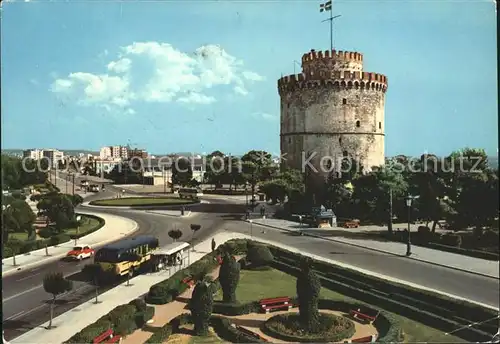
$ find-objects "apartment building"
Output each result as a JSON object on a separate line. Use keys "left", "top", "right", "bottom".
{"left": 100, "top": 145, "right": 129, "bottom": 160}
{"left": 42, "top": 149, "right": 65, "bottom": 168}
{"left": 23, "top": 149, "right": 44, "bottom": 160}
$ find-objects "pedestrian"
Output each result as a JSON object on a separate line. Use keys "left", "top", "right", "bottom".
{"left": 211, "top": 238, "right": 216, "bottom": 252}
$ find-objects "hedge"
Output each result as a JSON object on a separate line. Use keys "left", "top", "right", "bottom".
{"left": 3, "top": 214, "right": 105, "bottom": 259}
{"left": 145, "top": 240, "right": 250, "bottom": 304}
{"left": 144, "top": 313, "right": 192, "bottom": 344}
{"left": 270, "top": 252, "right": 495, "bottom": 342}
{"left": 64, "top": 298, "right": 154, "bottom": 343}
{"left": 210, "top": 316, "right": 264, "bottom": 343}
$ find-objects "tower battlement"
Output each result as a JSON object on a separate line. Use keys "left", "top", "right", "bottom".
{"left": 278, "top": 70, "right": 387, "bottom": 94}
{"left": 301, "top": 49, "right": 363, "bottom": 63}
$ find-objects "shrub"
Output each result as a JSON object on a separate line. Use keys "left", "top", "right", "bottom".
{"left": 19, "top": 240, "right": 38, "bottom": 254}
{"left": 38, "top": 227, "right": 57, "bottom": 239}
{"left": 212, "top": 301, "right": 260, "bottom": 315}
{"left": 190, "top": 282, "right": 214, "bottom": 335}
{"left": 440, "top": 233, "right": 462, "bottom": 247}
{"left": 296, "top": 258, "right": 321, "bottom": 332}
{"left": 169, "top": 313, "right": 192, "bottom": 332}
{"left": 49, "top": 233, "right": 71, "bottom": 246}
{"left": 210, "top": 316, "right": 262, "bottom": 343}
{"left": 263, "top": 313, "right": 355, "bottom": 342}
{"left": 480, "top": 230, "right": 499, "bottom": 248}
{"left": 129, "top": 298, "right": 148, "bottom": 312}
{"left": 134, "top": 306, "right": 155, "bottom": 328}
{"left": 246, "top": 244, "right": 274, "bottom": 268}
{"left": 3, "top": 246, "right": 13, "bottom": 258}
{"left": 64, "top": 319, "right": 113, "bottom": 344}
{"left": 219, "top": 252, "right": 240, "bottom": 303}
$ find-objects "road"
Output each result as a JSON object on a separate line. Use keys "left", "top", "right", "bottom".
{"left": 2, "top": 188, "right": 243, "bottom": 341}
{"left": 3, "top": 177, "right": 499, "bottom": 341}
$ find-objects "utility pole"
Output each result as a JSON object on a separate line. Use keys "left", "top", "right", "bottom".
{"left": 388, "top": 188, "right": 393, "bottom": 233}
{"left": 72, "top": 174, "right": 75, "bottom": 195}
{"left": 320, "top": 0, "right": 341, "bottom": 52}
{"left": 163, "top": 168, "right": 166, "bottom": 194}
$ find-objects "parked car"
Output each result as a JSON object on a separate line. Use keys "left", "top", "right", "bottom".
{"left": 66, "top": 245, "right": 95, "bottom": 260}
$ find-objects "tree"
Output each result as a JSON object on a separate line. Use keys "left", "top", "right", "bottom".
{"left": 218, "top": 251, "right": 240, "bottom": 303}
{"left": 296, "top": 258, "right": 321, "bottom": 333}
{"left": 204, "top": 151, "right": 225, "bottom": 189}
{"left": 2, "top": 199, "right": 36, "bottom": 240}
{"left": 69, "top": 194, "right": 84, "bottom": 207}
{"left": 37, "top": 193, "right": 76, "bottom": 230}
{"left": 1, "top": 155, "right": 47, "bottom": 189}
{"left": 241, "top": 150, "right": 277, "bottom": 196}
{"left": 189, "top": 281, "right": 214, "bottom": 336}
{"left": 43, "top": 272, "right": 73, "bottom": 329}
{"left": 82, "top": 263, "right": 102, "bottom": 303}
{"left": 168, "top": 229, "right": 183, "bottom": 242}
{"left": 190, "top": 224, "right": 201, "bottom": 248}
{"left": 172, "top": 157, "right": 193, "bottom": 187}
{"left": 260, "top": 169, "right": 304, "bottom": 204}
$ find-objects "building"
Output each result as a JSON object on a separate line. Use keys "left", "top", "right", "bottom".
{"left": 99, "top": 147, "right": 112, "bottom": 160}
{"left": 128, "top": 148, "right": 148, "bottom": 160}
{"left": 23, "top": 149, "right": 44, "bottom": 160}
{"left": 42, "top": 149, "right": 64, "bottom": 168}
{"left": 278, "top": 48, "right": 388, "bottom": 183}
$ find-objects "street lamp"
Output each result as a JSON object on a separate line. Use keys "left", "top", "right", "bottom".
{"left": 248, "top": 219, "right": 253, "bottom": 238}
{"left": 405, "top": 195, "right": 419, "bottom": 256}
{"left": 75, "top": 215, "right": 82, "bottom": 245}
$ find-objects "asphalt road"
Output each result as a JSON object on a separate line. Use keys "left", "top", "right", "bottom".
{"left": 2, "top": 189, "right": 242, "bottom": 341}
{"left": 4, "top": 179, "right": 499, "bottom": 340}
{"left": 224, "top": 219, "right": 500, "bottom": 308}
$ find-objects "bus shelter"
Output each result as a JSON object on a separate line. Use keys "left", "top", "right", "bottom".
{"left": 151, "top": 241, "right": 191, "bottom": 275}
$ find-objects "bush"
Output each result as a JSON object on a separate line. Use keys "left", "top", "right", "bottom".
{"left": 135, "top": 306, "right": 155, "bottom": 328}
{"left": 129, "top": 298, "right": 148, "bottom": 312}
{"left": 480, "top": 230, "right": 499, "bottom": 248}
{"left": 49, "top": 233, "right": 71, "bottom": 246}
{"left": 263, "top": 313, "right": 355, "bottom": 342}
{"left": 440, "top": 233, "right": 462, "bottom": 247}
{"left": 246, "top": 244, "right": 274, "bottom": 268}
{"left": 169, "top": 313, "right": 192, "bottom": 332}
{"left": 210, "top": 316, "right": 263, "bottom": 343}
{"left": 38, "top": 227, "right": 57, "bottom": 239}
{"left": 3, "top": 246, "right": 13, "bottom": 258}
{"left": 19, "top": 240, "right": 38, "bottom": 254}
{"left": 65, "top": 319, "right": 113, "bottom": 344}
{"left": 212, "top": 301, "right": 260, "bottom": 315}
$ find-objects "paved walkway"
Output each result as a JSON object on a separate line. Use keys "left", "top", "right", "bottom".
{"left": 10, "top": 232, "right": 245, "bottom": 344}
{"left": 250, "top": 218, "right": 500, "bottom": 279}
{"left": 10, "top": 230, "right": 499, "bottom": 344}
{"left": 2, "top": 211, "right": 138, "bottom": 277}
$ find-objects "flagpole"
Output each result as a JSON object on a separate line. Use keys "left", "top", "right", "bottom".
{"left": 329, "top": 9, "right": 333, "bottom": 51}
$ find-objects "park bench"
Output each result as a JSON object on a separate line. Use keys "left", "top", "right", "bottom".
{"left": 93, "top": 329, "right": 122, "bottom": 344}
{"left": 236, "top": 325, "right": 268, "bottom": 341}
{"left": 349, "top": 308, "right": 380, "bottom": 324}
{"left": 343, "top": 334, "right": 377, "bottom": 343}
{"left": 259, "top": 296, "right": 292, "bottom": 313}
{"left": 182, "top": 276, "right": 195, "bottom": 287}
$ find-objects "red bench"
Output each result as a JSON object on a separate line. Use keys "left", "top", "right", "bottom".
{"left": 349, "top": 308, "right": 380, "bottom": 324}
{"left": 182, "top": 277, "right": 195, "bottom": 287}
{"left": 236, "top": 325, "right": 268, "bottom": 341}
{"left": 93, "top": 329, "right": 122, "bottom": 344}
{"left": 259, "top": 296, "right": 292, "bottom": 314}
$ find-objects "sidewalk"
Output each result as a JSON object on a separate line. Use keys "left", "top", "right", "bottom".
{"left": 249, "top": 218, "right": 500, "bottom": 279}
{"left": 10, "top": 232, "right": 246, "bottom": 344}
{"left": 2, "top": 211, "right": 139, "bottom": 277}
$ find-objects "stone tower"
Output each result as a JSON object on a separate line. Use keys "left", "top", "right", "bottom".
{"left": 278, "top": 49, "right": 388, "bottom": 184}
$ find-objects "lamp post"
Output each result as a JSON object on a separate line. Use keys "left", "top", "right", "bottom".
{"left": 248, "top": 219, "right": 253, "bottom": 238}
{"left": 405, "top": 195, "right": 419, "bottom": 256}
{"left": 75, "top": 215, "right": 82, "bottom": 245}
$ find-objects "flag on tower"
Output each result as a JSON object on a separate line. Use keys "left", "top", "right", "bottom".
{"left": 320, "top": 0, "right": 332, "bottom": 12}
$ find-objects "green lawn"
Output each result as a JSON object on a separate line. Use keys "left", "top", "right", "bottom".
{"left": 64, "top": 216, "right": 103, "bottom": 236}
{"left": 215, "top": 268, "right": 466, "bottom": 343}
{"left": 90, "top": 197, "right": 197, "bottom": 207}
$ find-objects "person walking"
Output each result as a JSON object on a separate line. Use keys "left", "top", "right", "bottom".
{"left": 211, "top": 238, "right": 216, "bottom": 252}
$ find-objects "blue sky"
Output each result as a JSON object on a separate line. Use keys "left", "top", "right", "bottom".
{"left": 1, "top": 0, "right": 497, "bottom": 157}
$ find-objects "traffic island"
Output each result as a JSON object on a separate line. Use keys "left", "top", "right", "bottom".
{"left": 88, "top": 197, "right": 199, "bottom": 207}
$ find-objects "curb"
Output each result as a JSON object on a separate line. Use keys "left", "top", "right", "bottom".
{"left": 144, "top": 210, "right": 193, "bottom": 218}
{"left": 249, "top": 220, "right": 500, "bottom": 281}
{"left": 2, "top": 216, "right": 139, "bottom": 278}
{"left": 82, "top": 199, "right": 209, "bottom": 210}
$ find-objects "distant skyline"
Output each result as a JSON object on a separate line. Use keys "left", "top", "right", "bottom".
{"left": 1, "top": 1, "right": 497, "bottom": 157}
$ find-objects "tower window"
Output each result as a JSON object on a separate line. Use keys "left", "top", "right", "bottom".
{"left": 379, "top": 122, "right": 382, "bottom": 129}
{"left": 356, "top": 120, "right": 360, "bottom": 128}
{"left": 342, "top": 98, "right": 347, "bottom": 105}
{"left": 343, "top": 150, "right": 348, "bottom": 157}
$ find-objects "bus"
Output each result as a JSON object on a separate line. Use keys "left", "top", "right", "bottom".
{"left": 151, "top": 241, "right": 190, "bottom": 272}
{"left": 94, "top": 235, "right": 159, "bottom": 277}
{"left": 178, "top": 187, "right": 203, "bottom": 200}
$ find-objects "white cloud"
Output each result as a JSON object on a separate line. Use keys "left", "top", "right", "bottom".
{"left": 177, "top": 92, "right": 216, "bottom": 105}
{"left": 50, "top": 41, "right": 263, "bottom": 113}
{"left": 252, "top": 112, "right": 278, "bottom": 121}
{"left": 107, "top": 58, "right": 131, "bottom": 73}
